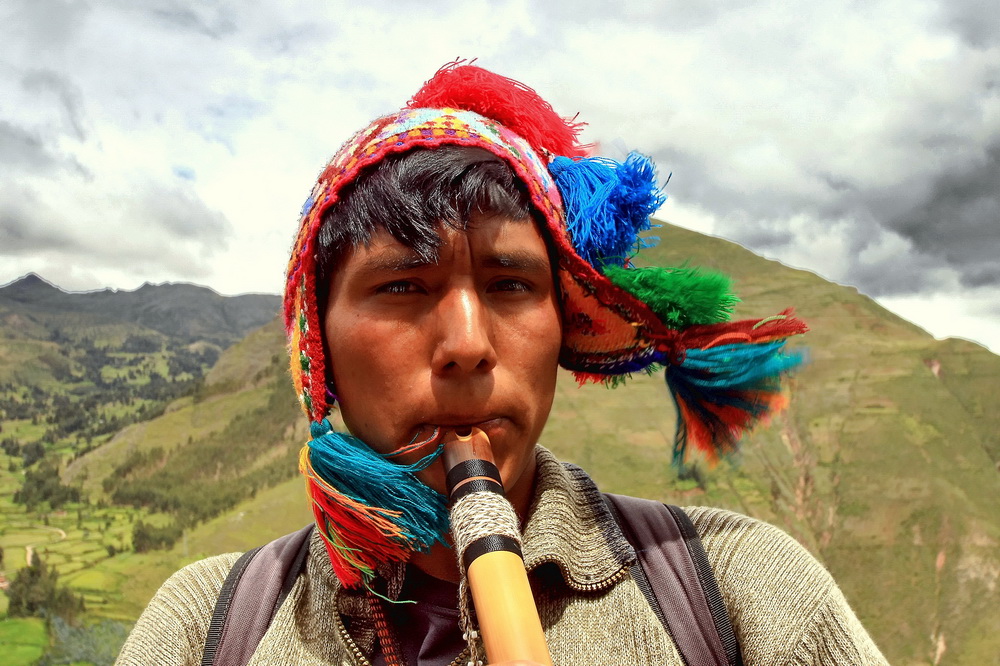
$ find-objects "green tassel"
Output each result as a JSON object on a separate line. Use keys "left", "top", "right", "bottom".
{"left": 604, "top": 264, "right": 739, "bottom": 328}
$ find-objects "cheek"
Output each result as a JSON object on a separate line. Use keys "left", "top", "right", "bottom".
{"left": 502, "top": 305, "right": 562, "bottom": 410}
{"left": 326, "top": 318, "right": 416, "bottom": 447}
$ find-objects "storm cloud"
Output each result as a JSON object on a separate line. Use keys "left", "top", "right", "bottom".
{"left": 0, "top": 0, "right": 996, "bottom": 351}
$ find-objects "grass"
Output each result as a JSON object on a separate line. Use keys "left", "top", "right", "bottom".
{"left": 0, "top": 618, "right": 47, "bottom": 666}
{"left": 2, "top": 225, "right": 999, "bottom": 663}
{"left": 62, "top": 385, "right": 273, "bottom": 497}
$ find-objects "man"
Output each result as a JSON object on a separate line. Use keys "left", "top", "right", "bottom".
{"left": 117, "top": 63, "right": 888, "bottom": 665}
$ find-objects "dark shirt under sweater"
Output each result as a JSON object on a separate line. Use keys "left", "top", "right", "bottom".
{"left": 372, "top": 564, "right": 465, "bottom": 666}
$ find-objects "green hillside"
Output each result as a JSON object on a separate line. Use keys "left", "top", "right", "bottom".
{"left": 0, "top": 278, "right": 282, "bottom": 663}
{"left": 0, "top": 274, "right": 280, "bottom": 470}
{"left": 578, "top": 224, "right": 1000, "bottom": 666}
{"left": 2, "top": 225, "right": 998, "bottom": 665}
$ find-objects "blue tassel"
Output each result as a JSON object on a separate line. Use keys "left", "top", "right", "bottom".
{"left": 307, "top": 420, "right": 450, "bottom": 550}
{"left": 550, "top": 152, "right": 665, "bottom": 269}
{"left": 678, "top": 341, "right": 805, "bottom": 389}
{"left": 665, "top": 342, "right": 807, "bottom": 466}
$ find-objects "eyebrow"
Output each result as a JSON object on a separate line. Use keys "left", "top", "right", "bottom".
{"left": 361, "top": 252, "right": 435, "bottom": 273}
{"left": 480, "top": 250, "right": 551, "bottom": 274}
{"left": 359, "top": 249, "right": 551, "bottom": 274}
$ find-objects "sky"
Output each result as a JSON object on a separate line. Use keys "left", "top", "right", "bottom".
{"left": 1, "top": 0, "right": 998, "bottom": 353}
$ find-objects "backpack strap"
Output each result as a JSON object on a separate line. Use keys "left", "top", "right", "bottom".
{"left": 201, "top": 524, "right": 314, "bottom": 666}
{"left": 604, "top": 493, "right": 743, "bottom": 666}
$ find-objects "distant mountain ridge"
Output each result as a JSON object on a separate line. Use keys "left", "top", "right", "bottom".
{"left": 2, "top": 226, "right": 998, "bottom": 665}
{"left": 0, "top": 274, "right": 282, "bottom": 516}
{"left": 0, "top": 273, "right": 280, "bottom": 346}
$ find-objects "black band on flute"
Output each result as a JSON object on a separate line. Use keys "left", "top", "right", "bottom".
{"left": 446, "top": 459, "right": 502, "bottom": 494}
{"left": 462, "top": 534, "right": 523, "bottom": 571}
{"left": 446, "top": 458, "right": 503, "bottom": 493}
{"left": 449, "top": 478, "right": 505, "bottom": 504}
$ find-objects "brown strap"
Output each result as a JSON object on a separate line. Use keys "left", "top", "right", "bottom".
{"left": 201, "top": 524, "right": 313, "bottom": 666}
{"left": 604, "top": 493, "right": 741, "bottom": 666}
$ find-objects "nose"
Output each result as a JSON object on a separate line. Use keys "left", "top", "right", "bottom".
{"left": 431, "top": 286, "right": 497, "bottom": 375}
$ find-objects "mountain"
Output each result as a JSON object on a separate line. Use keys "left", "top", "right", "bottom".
{"left": 581, "top": 223, "right": 1000, "bottom": 665}
{"left": 0, "top": 274, "right": 280, "bottom": 448}
{"left": 3, "top": 228, "right": 999, "bottom": 665}
{"left": 0, "top": 273, "right": 280, "bottom": 346}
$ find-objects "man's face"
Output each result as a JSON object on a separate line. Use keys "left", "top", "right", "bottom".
{"left": 323, "top": 213, "right": 562, "bottom": 509}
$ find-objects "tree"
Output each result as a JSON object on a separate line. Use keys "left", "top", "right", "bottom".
{"left": 13, "top": 460, "right": 82, "bottom": 510}
{"left": 5, "top": 554, "right": 85, "bottom": 622}
{"left": 40, "top": 617, "right": 130, "bottom": 666}
{"left": 131, "top": 520, "right": 182, "bottom": 553}
{"left": 22, "top": 441, "right": 45, "bottom": 467}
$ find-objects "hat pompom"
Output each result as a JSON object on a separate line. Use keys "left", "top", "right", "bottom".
{"left": 660, "top": 311, "right": 808, "bottom": 466}
{"left": 408, "top": 61, "right": 588, "bottom": 158}
{"left": 603, "top": 264, "right": 739, "bottom": 328}
{"left": 550, "top": 152, "right": 665, "bottom": 268}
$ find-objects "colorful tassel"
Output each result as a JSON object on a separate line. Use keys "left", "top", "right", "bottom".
{"left": 550, "top": 153, "right": 664, "bottom": 268}
{"left": 300, "top": 420, "right": 450, "bottom": 588}
{"left": 603, "top": 264, "right": 739, "bottom": 328}
{"left": 408, "top": 60, "right": 588, "bottom": 158}
{"left": 658, "top": 311, "right": 808, "bottom": 465}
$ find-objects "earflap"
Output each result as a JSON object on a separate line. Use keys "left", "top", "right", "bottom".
{"left": 550, "top": 149, "right": 809, "bottom": 466}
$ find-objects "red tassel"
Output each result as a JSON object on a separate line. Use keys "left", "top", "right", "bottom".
{"left": 408, "top": 61, "right": 588, "bottom": 158}
{"left": 672, "top": 309, "right": 808, "bottom": 353}
{"left": 305, "top": 475, "right": 412, "bottom": 588}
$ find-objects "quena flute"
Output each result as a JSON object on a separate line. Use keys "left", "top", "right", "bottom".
{"left": 442, "top": 428, "right": 552, "bottom": 666}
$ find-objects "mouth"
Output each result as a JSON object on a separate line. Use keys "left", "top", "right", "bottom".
{"left": 389, "top": 417, "right": 505, "bottom": 457}
{"left": 426, "top": 416, "right": 505, "bottom": 437}
{"left": 406, "top": 414, "right": 509, "bottom": 449}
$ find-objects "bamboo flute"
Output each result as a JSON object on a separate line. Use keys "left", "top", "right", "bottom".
{"left": 442, "top": 428, "right": 551, "bottom": 666}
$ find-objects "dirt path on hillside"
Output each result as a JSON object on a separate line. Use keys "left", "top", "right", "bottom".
{"left": 24, "top": 525, "right": 68, "bottom": 566}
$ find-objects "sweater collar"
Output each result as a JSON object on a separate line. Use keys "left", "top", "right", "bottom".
{"left": 324, "top": 446, "right": 636, "bottom": 607}
{"left": 521, "top": 446, "right": 634, "bottom": 590}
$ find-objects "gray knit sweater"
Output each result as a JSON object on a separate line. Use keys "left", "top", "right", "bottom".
{"left": 116, "top": 448, "right": 888, "bottom": 665}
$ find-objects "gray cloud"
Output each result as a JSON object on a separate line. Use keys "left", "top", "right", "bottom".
{"left": 721, "top": 216, "right": 796, "bottom": 250}
{"left": 135, "top": 182, "right": 232, "bottom": 242}
{"left": 535, "top": 0, "right": 736, "bottom": 29}
{"left": 891, "top": 142, "right": 1000, "bottom": 264}
{"left": 0, "top": 119, "right": 91, "bottom": 179}
{"left": 2, "top": 0, "right": 91, "bottom": 51}
{"left": 0, "top": 185, "right": 75, "bottom": 254}
{"left": 0, "top": 175, "right": 231, "bottom": 281}
{"left": 939, "top": 0, "right": 1000, "bottom": 47}
{"left": 647, "top": 119, "right": 1000, "bottom": 299}
{"left": 147, "top": 2, "right": 238, "bottom": 40}
{"left": 21, "top": 69, "right": 88, "bottom": 140}
{"left": 962, "top": 266, "right": 1000, "bottom": 289}
{"left": 848, "top": 250, "right": 944, "bottom": 297}
{"left": 0, "top": 121, "right": 62, "bottom": 173}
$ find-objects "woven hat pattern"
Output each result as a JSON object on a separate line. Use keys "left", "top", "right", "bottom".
{"left": 285, "top": 106, "right": 669, "bottom": 424}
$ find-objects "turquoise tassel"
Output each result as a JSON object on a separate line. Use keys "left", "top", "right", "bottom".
{"left": 307, "top": 420, "right": 450, "bottom": 550}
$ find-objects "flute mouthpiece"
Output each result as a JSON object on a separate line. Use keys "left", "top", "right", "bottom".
{"left": 442, "top": 427, "right": 495, "bottom": 469}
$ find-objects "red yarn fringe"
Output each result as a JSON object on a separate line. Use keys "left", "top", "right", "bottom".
{"left": 305, "top": 475, "right": 411, "bottom": 588}
{"left": 408, "top": 60, "right": 588, "bottom": 159}
{"left": 672, "top": 309, "right": 808, "bottom": 352}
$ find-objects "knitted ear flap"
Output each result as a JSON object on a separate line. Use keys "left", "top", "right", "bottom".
{"left": 408, "top": 60, "right": 589, "bottom": 159}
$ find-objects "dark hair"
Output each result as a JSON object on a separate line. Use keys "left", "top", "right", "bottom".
{"left": 315, "top": 146, "right": 537, "bottom": 287}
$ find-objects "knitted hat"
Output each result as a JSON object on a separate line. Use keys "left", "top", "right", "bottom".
{"left": 285, "top": 62, "right": 807, "bottom": 588}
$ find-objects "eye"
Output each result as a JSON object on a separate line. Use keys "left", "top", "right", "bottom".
{"left": 489, "top": 278, "right": 532, "bottom": 293}
{"left": 376, "top": 280, "right": 424, "bottom": 295}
